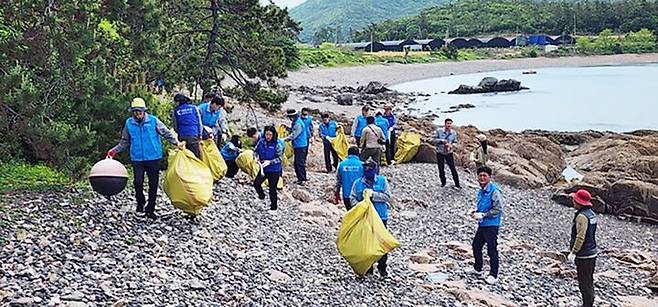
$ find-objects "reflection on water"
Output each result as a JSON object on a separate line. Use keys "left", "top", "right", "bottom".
{"left": 391, "top": 64, "right": 658, "bottom": 132}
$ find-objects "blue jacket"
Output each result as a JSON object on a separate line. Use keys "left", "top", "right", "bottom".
{"left": 220, "top": 142, "right": 240, "bottom": 161}
{"left": 173, "top": 103, "right": 201, "bottom": 137}
{"left": 352, "top": 115, "right": 368, "bottom": 138}
{"left": 352, "top": 176, "right": 390, "bottom": 220}
{"left": 384, "top": 113, "right": 396, "bottom": 130}
{"left": 319, "top": 120, "right": 337, "bottom": 144}
{"left": 291, "top": 117, "right": 308, "bottom": 148}
{"left": 336, "top": 155, "right": 364, "bottom": 199}
{"left": 301, "top": 115, "right": 313, "bottom": 140}
{"left": 375, "top": 116, "right": 390, "bottom": 141}
{"left": 126, "top": 115, "right": 163, "bottom": 162}
{"left": 255, "top": 138, "right": 283, "bottom": 173}
{"left": 476, "top": 182, "right": 503, "bottom": 227}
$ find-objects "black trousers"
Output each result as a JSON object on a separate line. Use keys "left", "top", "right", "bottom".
{"left": 386, "top": 130, "right": 396, "bottom": 163}
{"left": 344, "top": 198, "right": 353, "bottom": 211}
{"left": 360, "top": 148, "right": 381, "bottom": 164}
{"left": 132, "top": 159, "right": 160, "bottom": 214}
{"left": 576, "top": 257, "right": 596, "bottom": 307}
{"left": 293, "top": 147, "right": 308, "bottom": 182}
{"left": 437, "top": 152, "right": 460, "bottom": 187}
{"left": 254, "top": 171, "right": 281, "bottom": 210}
{"left": 178, "top": 135, "right": 201, "bottom": 159}
{"left": 472, "top": 226, "right": 499, "bottom": 278}
{"left": 225, "top": 160, "right": 239, "bottom": 178}
{"left": 323, "top": 141, "right": 339, "bottom": 172}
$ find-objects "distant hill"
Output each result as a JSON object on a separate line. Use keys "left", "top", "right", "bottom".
{"left": 289, "top": 0, "right": 447, "bottom": 43}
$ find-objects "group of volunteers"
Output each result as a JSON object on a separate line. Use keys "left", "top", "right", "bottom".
{"left": 106, "top": 93, "right": 598, "bottom": 307}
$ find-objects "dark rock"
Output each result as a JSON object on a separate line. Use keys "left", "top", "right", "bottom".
{"left": 336, "top": 94, "right": 353, "bottom": 106}
{"left": 413, "top": 143, "right": 437, "bottom": 164}
{"left": 478, "top": 77, "right": 498, "bottom": 89}
{"left": 449, "top": 78, "right": 528, "bottom": 94}
{"left": 358, "top": 81, "right": 389, "bottom": 94}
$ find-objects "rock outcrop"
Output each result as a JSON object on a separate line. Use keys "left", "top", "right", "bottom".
{"left": 448, "top": 77, "right": 528, "bottom": 94}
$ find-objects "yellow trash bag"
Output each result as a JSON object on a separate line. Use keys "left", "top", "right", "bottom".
{"left": 236, "top": 150, "right": 260, "bottom": 180}
{"left": 163, "top": 149, "right": 213, "bottom": 215}
{"left": 336, "top": 191, "right": 400, "bottom": 276}
{"left": 331, "top": 126, "right": 349, "bottom": 161}
{"left": 394, "top": 132, "right": 421, "bottom": 163}
{"left": 262, "top": 175, "right": 284, "bottom": 190}
{"left": 276, "top": 124, "right": 294, "bottom": 166}
{"left": 200, "top": 139, "right": 227, "bottom": 181}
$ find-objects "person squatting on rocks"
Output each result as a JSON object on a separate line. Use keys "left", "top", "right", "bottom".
{"left": 351, "top": 105, "right": 369, "bottom": 145}
{"left": 172, "top": 93, "right": 202, "bottom": 159}
{"left": 567, "top": 189, "right": 598, "bottom": 307}
{"left": 359, "top": 116, "right": 386, "bottom": 163}
{"left": 470, "top": 165, "right": 503, "bottom": 284}
{"left": 350, "top": 158, "right": 391, "bottom": 277}
{"left": 374, "top": 112, "right": 390, "bottom": 164}
{"left": 107, "top": 98, "right": 182, "bottom": 220}
{"left": 433, "top": 118, "right": 461, "bottom": 188}
{"left": 335, "top": 146, "right": 364, "bottom": 210}
{"left": 383, "top": 104, "right": 396, "bottom": 165}
{"left": 319, "top": 113, "right": 339, "bottom": 173}
{"left": 253, "top": 126, "right": 284, "bottom": 211}
{"left": 470, "top": 133, "right": 489, "bottom": 169}
{"left": 285, "top": 109, "right": 309, "bottom": 185}
{"left": 301, "top": 107, "right": 314, "bottom": 144}
{"left": 199, "top": 95, "right": 229, "bottom": 146}
{"left": 221, "top": 135, "right": 243, "bottom": 179}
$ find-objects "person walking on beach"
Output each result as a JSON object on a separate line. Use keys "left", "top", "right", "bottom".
{"left": 433, "top": 118, "right": 461, "bottom": 188}
{"left": 470, "top": 166, "right": 503, "bottom": 285}
{"left": 567, "top": 189, "right": 598, "bottom": 307}
{"left": 253, "top": 126, "right": 284, "bottom": 210}
{"left": 383, "top": 104, "right": 396, "bottom": 165}
{"left": 319, "top": 113, "right": 339, "bottom": 172}
{"left": 285, "top": 109, "right": 309, "bottom": 185}
{"left": 359, "top": 116, "right": 385, "bottom": 163}
{"left": 350, "top": 158, "right": 391, "bottom": 277}
{"left": 301, "top": 107, "right": 314, "bottom": 144}
{"left": 107, "top": 98, "right": 181, "bottom": 220}
{"left": 199, "top": 95, "right": 229, "bottom": 146}
{"left": 335, "top": 146, "right": 364, "bottom": 210}
{"left": 470, "top": 134, "right": 489, "bottom": 169}
{"left": 351, "top": 106, "right": 369, "bottom": 145}
{"left": 172, "top": 93, "right": 202, "bottom": 159}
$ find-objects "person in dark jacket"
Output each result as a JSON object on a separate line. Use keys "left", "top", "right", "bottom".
{"left": 567, "top": 189, "right": 598, "bottom": 307}
{"left": 285, "top": 109, "right": 309, "bottom": 185}
{"left": 107, "top": 98, "right": 181, "bottom": 220}
{"left": 319, "top": 113, "right": 339, "bottom": 172}
{"left": 172, "top": 93, "right": 202, "bottom": 158}
{"left": 469, "top": 166, "right": 503, "bottom": 284}
{"left": 254, "top": 126, "right": 284, "bottom": 210}
{"left": 383, "top": 104, "right": 396, "bottom": 164}
{"left": 221, "top": 135, "right": 242, "bottom": 178}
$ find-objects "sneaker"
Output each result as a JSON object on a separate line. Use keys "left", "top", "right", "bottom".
{"left": 136, "top": 206, "right": 144, "bottom": 213}
{"left": 485, "top": 275, "right": 497, "bottom": 284}
{"left": 468, "top": 268, "right": 486, "bottom": 278}
{"left": 365, "top": 267, "right": 374, "bottom": 276}
{"left": 378, "top": 267, "right": 388, "bottom": 278}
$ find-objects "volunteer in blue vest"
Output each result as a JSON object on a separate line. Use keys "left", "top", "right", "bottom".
{"left": 469, "top": 166, "right": 504, "bottom": 284}
{"left": 199, "top": 95, "right": 229, "bottom": 145}
{"left": 285, "top": 109, "right": 309, "bottom": 185}
{"left": 301, "top": 107, "right": 314, "bottom": 144}
{"left": 319, "top": 113, "right": 339, "bottom": 173}
{"left": 253, "top": 126, "right": 284, "bottom": 210}
{"left": 172, "top": 93, "right": 202, "bottom": 159}
{"left": 567, "top": 189, "right": 598, "bottom": 307}
{"left": 335, "top": 146, "right": 364, "bottom": 210}
{"left": 383, "top": 104, "right": 396, "bottom": 165}
{"left": 221, "top": 135, "right": 243, "bottom": 178}
{"left": 351, "top": 105, "right": 369, "bottom": 145}
{"left": 433, "top": 118, "right": 461, "bottom": 188}
{"left": 350, "top": 158, "right": 391, "bottom": 278}
{"left": 107, "top": 98, "right": 181, "bottom": 220}
{"left": 375, "top": 112, "right": 390, "bottom": 164}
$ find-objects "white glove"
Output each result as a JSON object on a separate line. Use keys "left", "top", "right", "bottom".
{"left": 472, "top": 212, "right": 485, "bottom": 220}
{"left": 364, "top": 188, "right": 373, "bottom": 199}
{"left": 261, "top": 160, "right": 271, "bottom": 168}
{"left": 567, "top": 253, "right": 576, "bottom": 264}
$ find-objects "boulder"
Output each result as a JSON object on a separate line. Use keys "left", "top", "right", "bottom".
{"left": 336, "top": 94, "right": 353, "bottom": 106}
{"left": 358, "top": 81, "right": 389, "bottom": 94}
{"left": 449, "top": 78, "right": 528, "bottom": 94}
{"left": 413, "top": 143, "right": 437, "bottom": 163}
{"left": 478, "top": 77, "right": 498, "bottom": 89}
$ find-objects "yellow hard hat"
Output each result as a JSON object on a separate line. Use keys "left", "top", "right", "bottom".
{"left": 130, "top": 97, "right": 147, "bottom": 111}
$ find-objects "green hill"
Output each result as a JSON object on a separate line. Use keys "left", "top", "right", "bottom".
{"left": 289, "top": 0, "right": 447, "bottom": 43}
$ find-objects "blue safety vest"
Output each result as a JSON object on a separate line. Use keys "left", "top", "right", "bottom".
{"left": 173, "top": 103, "right": 200, "bottom": 137}
{"left": 353, "top": 176, "right": 388, "bottom": 220}
{"left": 337, "top": 155, "right": 364, "bottom": 199}
{"left": 126, "top": 114, "right": 163, "bottom": 162}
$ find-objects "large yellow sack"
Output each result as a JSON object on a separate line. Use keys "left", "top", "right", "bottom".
{"left": 331, "top": 126, "right": 349, "bottom": 161}
{"left": 276, "top": 124, "right": 294, "bottom": 166}
{"left": 262, "top": 175, "right": 284, "bottom": 190}
{"left": 236, "top": 150, "right": 260, "bottom": 180}
{"left": 201, "top": 139, "right": 227, "bottom": 181}
{"left": 163, "top": 149, "right": 213, "bottom": 215}
{"left": 336, "top": 192, "right": 400, "bottom": 276}
{"left": 394, "top": 132, "right": 421, "bottom": 163}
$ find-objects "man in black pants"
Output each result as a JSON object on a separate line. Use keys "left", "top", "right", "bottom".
{"left": 567, "top": 189, "right": 598, "bottom": 307}
{"left": 284, "top": 109, "right": 309, "bottom": 185}
{"left": 432, "top": 118, "right": 460, "bottom": 188}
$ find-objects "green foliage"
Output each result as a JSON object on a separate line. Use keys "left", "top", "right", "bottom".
{"left": 521, "top": 46, "right": 540, "bottom": 58}
{"left": 0, "top": 162, "right": 71, "bottom": 193}
{"left": 295, "top": 45, "right": 378, "bottom": 67}
{"left": 576, "top": 28, "right": 656, "bottom": 54}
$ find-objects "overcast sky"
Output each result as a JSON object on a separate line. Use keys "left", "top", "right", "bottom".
{"left": 267, "top": 0, "right": 306, "bottom": 8}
